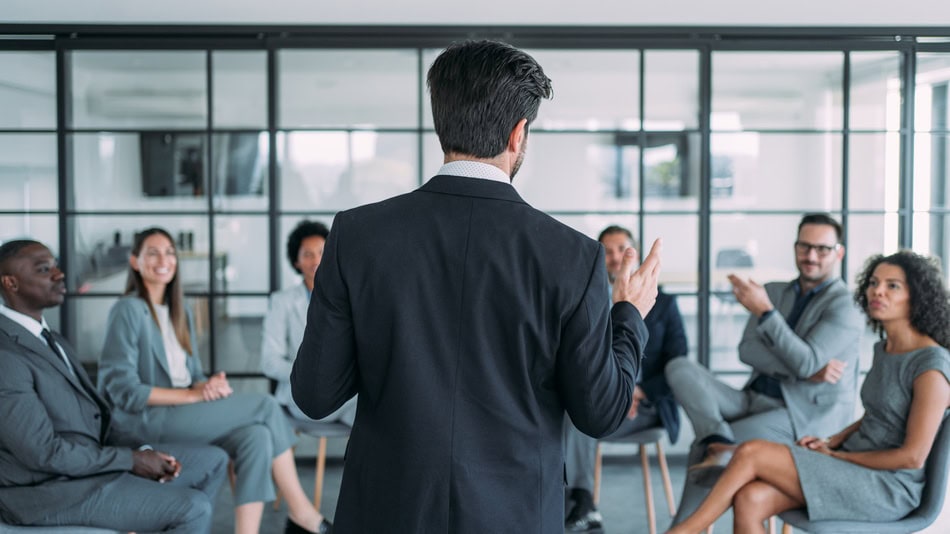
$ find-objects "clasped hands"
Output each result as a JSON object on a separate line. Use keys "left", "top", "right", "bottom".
{"left": 131, "top": 449, "right": 181, "bottom": 483}
{"left": 190, "top": 371, "right": 233, "bottom": 403}
{"left": 797, "top": 435, "right": 842, "bottom": 458}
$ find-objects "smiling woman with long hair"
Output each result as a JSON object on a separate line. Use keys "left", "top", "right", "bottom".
{"left": 96, "top": 227, "right": 330, "bottom": 534}
{"left": 667, "top": 250, "right": 950, "bottom": 534}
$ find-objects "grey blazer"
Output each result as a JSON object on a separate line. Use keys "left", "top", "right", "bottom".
{"left": 97, "top": 296, "right": 205, "bottom": 440}
{"left": 0, "top": 314, "right": 134, "bottom": 525}
{"left": 738, "top": 278, "right": 864, "bottom": 438}
{"left": 261, "top": 284, "right": 309, "bottom": 409}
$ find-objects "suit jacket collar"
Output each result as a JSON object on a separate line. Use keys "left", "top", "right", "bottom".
{"left": 0, "top": 314, "right": 110, "bottom": 425}
{"left": 420, "top": 175, "right": 528, "bottom": 204}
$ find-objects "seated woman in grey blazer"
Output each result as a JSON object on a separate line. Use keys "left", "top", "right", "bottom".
{"left": 262, "top": 219, "right": 356, "bottom": 426}
{"left": 668, "top": 250, "right": 950, "bottom": 533}
{"left": 97, "top": 227, "right": 330, "bottom": 534}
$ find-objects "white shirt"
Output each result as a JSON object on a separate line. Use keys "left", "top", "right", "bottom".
{"left": 153, "top": 304, "right": 193, "bottom": 388}
{"left": 435, "top": 160, "right": 512, "bottom": 184}
{"left": 0, "top": 303, "right": 75, "bottom": 377}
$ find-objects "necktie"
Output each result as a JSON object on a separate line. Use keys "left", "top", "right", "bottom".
{"left": 41, "top": 328, "right": 76, "bottom": 378}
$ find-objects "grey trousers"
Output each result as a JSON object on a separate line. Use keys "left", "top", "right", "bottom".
{"left": 665, "top": 358, "right": 795, "bottom": 526}
{"left": 35, "top": 444, "right": 228, "bottom": 533}
{"left": 146, "top": 392, "right": 296, "bottom": 505}
{"left": 562, "top": 406, "right": 661, "bottom": 492}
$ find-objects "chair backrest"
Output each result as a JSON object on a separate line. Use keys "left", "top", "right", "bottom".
{"left": 715, "top": 248, "right": 754, "bottom": 268}
{"left": 911, "top": 413, "right": 950, "bottom": 523}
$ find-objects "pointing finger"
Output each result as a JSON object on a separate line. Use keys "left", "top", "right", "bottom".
{"left": 639, "top": 238, "right": 662, "bottom": 277}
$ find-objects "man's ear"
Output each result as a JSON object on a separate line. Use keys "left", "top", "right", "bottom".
{"left": 0, "top": 274, "right": 16, "bottom": 292}
{"left": 507, "top": 118, "right": 528, "bottom": 153}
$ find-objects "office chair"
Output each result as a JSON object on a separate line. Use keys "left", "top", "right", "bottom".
{"left": 592, "top": 426, "right": 676, "bottom": 534}
{"left": 779, "top": 415, "right": 950, "bottom": 533}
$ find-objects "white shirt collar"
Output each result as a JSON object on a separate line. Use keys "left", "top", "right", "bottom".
{"left": 0, "top": 303, "right": 51, "bottom": 340}
{"left": 436, "top": 161, "right": 512, "bottom": 184}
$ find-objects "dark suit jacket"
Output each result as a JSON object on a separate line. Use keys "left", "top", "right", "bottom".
{"left": 0, "top": 314, "right": 134, "bottom": 525}
{"left": 292, "top": 175, "right": 648, "bottom": 533}
{"left": 639, "top": 290, "right": 688, "bottom": 443}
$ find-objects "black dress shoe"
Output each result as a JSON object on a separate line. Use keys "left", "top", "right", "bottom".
{"left": 285, "top": 517, "right": 332, "bottom": 534}
{"left": 565, "top": 504, "right": 604, "bottom": 533}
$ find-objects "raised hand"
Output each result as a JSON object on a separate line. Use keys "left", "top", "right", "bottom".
{"left": 727, "top": 275, "right": 774, "bottom": 317}
{"left": 612, "top": 239, "right": 662, "bottom": 317}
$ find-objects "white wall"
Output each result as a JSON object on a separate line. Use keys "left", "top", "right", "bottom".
{"left": 3, "top": 0, "right": 950, "bottom": 26}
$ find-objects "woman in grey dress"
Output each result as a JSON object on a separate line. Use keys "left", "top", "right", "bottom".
{"left": 98, "top": 228, "right": 330, "bottom": 534}
{"left": 668, "top": 250, "right": 950, "bottom": 534}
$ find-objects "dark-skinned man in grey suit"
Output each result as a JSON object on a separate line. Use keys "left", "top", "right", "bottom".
{"left": 0, "top": 239, "right": 228, "bottom": 532}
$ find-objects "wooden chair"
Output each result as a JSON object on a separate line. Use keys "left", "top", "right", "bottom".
{"left": 592, "top": 426, "right": 676, "bottom": 534}
{"left": 274, "top": 420, "right": 351, "bottom": 511}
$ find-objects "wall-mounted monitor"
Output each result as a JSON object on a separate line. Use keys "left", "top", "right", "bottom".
{"left": 140, "top": 132, "right": 265, "bottom": 197}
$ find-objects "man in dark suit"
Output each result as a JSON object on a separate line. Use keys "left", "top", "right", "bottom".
{"left": 0, "top": 239, "right": 228, "bottom": 532}
{"left": 564, "top": 225, "right": 688, "bottom": 533}
{"left": 291, "top": 40, "right": 662, "bottom": 533}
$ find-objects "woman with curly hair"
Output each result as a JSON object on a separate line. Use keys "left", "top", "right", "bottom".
{"left": 668, "top": 250, "right": 950, "bottom": 534}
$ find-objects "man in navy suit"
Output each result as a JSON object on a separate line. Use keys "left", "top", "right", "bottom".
{"left": 292, "top": 40, "right": 663, "bottom": 533}
{"left": 564, "top": 225, "right": 689, "bottom": 533}
{"left": 0, "top": 239, "right": 227, "bottom": 532}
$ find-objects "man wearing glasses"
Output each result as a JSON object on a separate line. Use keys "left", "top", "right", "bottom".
{"left": 665, "top": 213, "right": 864, "bottom": 525}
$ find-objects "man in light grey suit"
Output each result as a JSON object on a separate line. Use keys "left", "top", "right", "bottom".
{"left": 0, "top": 239, "right": 228, "bottom": 532}
{"left": 666, "top": 213, "right": 864, "bottom": 524}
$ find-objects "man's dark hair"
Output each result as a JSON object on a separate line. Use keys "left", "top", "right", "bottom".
{"left": 427, "top": 40, "right": 553, "bottom": 158}
{"left": 798, "top": 213, "right": 843, "bottom": 242}
{"left": 287, "top": 220, "right": 330, "bottom": 274}
{"left": 854, "top": 250, "right": 950, "bottom": 348}
{"left": 0, "top": 239, "right": 42, "bottom": 275}
{"left": 597, "top": 225, "right": 634, "bottom": 245}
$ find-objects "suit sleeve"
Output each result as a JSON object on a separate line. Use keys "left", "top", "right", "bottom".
{"left": 556, "top": 248, "right": 647, "bottom": 438}
{"left": 98, "top": 299, "right": 153, "bottom": 413}
{"left": 738, "top": 286, "right": 862, "bottom": 379}
{"left": 261, "top": 292, "right": 294, "bottom": 382}
{"left": 0, "top": 347, "right": 134, "bottom": 477}
{"left": 292, "top": 213, "right": 359, "bottom": 419}
{"left": 640, "top": 295, "right": 688, "bottom": 401}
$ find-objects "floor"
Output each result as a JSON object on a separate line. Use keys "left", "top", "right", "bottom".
{"left": 210, "top": 453, "right": 738, "bottom": 534}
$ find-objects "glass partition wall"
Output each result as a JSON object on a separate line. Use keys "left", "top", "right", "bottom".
{"left": 2, "top": 29, "right": 949, "bottom": 390}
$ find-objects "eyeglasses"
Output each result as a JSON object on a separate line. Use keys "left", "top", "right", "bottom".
{"left": 794, "top": 241, "right": 840, "bottom": 257}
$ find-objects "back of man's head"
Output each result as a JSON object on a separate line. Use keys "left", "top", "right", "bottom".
{"left": 0, "top": 239, "right": 42, "bottom": 277}
{"left": 427, "top": 40, "right": 553, "bottom": 159}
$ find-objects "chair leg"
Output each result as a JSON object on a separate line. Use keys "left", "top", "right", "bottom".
{"left": 782, "top": 523, "right": 793, "bottom": 534}
{"left": 314, "top": 437, "right": 328, "bottom": 510}
{"left": 593, "top": 443, "right": 603, "bottom": 505}
{"left": 768, "top": 516, "right": 777, "bottom": 534}
{"left": 640, "top": 444, "right": 657, "bottom": 534}
{"left": 655, "top": 440, "right": 676, "bottom": 516}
